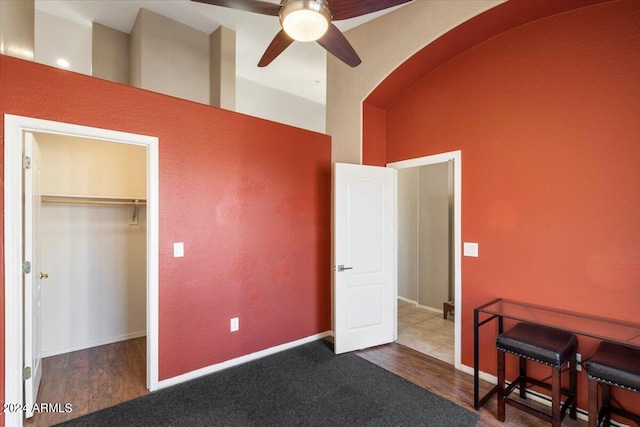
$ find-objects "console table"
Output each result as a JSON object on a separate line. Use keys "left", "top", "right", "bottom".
{"left": 473, "top": 298, "right": 640, "bottom": 410}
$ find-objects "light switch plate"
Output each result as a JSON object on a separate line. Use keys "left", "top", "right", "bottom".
{"left": 230, "top": 317, "right": 239, "bottom": 332}
{"left": 173, "top": 242, "right": 184, "bottom": 258}
{"left": 464, "top": 242, "right": 479, "bottom": 257}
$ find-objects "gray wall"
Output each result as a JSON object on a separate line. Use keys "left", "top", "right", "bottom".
{"left": 0, "top": 0, "right": 34, "bottom": 60}
{"left": 236, "top": 77, "right": 326, "bottom": 134}
{"left": 130, "top": 8, "right": 210, "bottom": 105}
{"left": 397, "top": 168, "right": 418, "bottom": 301}
{"left": 128, "top": 10, "right": 237, "bottom": 110}
{"left": 130, "top": 11, "right": 142, "bottom": 89}
{"left": 418, "top": 162, "right": 451, "bottom": 309}
{"left": 29, "top": 6, "right": 324, "bottom": 132}
{"left": 92, "top": 22, "right": 130, "bottom": 85}
{"left": 210, "top": 25, "right": 236, "bottom": 110}
{"left": 397, "top": 162, "right": 452, "bottom": 311}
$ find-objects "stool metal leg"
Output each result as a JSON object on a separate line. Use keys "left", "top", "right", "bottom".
{"left": 497, "top": 350, "right": 506, "bottom": 422}
{"left": 588, "top": 378, "right": 598, "bottom": 427}
{"left": 570, "top": 353, "right": 577, "bottom": 419}
{"left": 552, "top": 366, "right": 561, "bottom": 427}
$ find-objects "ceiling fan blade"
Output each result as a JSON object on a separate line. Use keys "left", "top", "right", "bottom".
{"left": 258, "top": 30, "right": 295, "bottom": 67}
{"left": 317, "top": 24, "right": 361, "bottom": 67}
{"left": 330, "top": 0, "right": 412, "bottom": 21}
{"left": 191, "top": 0, "right": 280, "bottom": 16}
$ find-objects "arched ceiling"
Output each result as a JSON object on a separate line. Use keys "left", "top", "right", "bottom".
{"left": 365, "top": 0, "right": 614, "bottom": 109}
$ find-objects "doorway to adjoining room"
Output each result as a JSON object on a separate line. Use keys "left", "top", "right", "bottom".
{"left": 395, "top": 160, "right": 455, "bottom": 364}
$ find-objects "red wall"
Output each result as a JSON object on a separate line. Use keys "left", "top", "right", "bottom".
{"left": 0, "top": 55, "right": 331, "bottom": 407}
{"left": 367, "top": 0, "right": 640, "bottom": 411}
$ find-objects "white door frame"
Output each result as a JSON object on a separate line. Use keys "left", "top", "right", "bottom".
{"left": 4, "top": 114, "right": 160, "bottom": 427}
{"left": 387, "top": 150, "right": 462, "bottom": 370}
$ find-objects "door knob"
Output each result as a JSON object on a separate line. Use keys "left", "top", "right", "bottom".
{"left": 39, "top": 272, "right": 49, "bottom": 279}
{"left": 337, "top": 265, "right": 353, "bottom": 272}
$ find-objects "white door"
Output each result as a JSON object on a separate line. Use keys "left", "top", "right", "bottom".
{"left": 334, "top": 163, "right": 396, "bottom": 354}
{"left": 24, "top": 132, "right": 44, "bottom": 418}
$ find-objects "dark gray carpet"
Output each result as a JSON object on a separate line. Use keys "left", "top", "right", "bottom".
{"left": 57, "top": 340, "right": 479, "bottom": 426}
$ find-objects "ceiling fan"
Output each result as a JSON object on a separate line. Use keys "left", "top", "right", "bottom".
{"left": 192, "top": 0, "right": 412, "bottom": 67}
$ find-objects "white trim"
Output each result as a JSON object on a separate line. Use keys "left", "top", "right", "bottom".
{"left": 4, "top": 116, "right": 24, "bottom": 427}
{"left": 416, "top": 304, "right": 443, "bottom": 314}
{"left": 158, "top": 332, "right": 332, "bottom": 389}
{"left": 397, "top": 295, "right": 417, "bottom": 305}
{"left": 397, "top": 298, "right": 444, "bottom": 314}
{"left": 392, "top": 169, "right": 398, "bottom": 342}
{"left": 457, "top": 363, "right": 629, "bottom": 427}
{"left": 416, "top": 166, "right": 421, "bottom": 309}
{"left": 387, "top": 151, "right": 460, "bottom": 170}
{"left": 4, "top": 114, "right": 160, "bottom": 427}
{"left": 41, "top": 332, "right": 147, "bottom": 358}
{"left": 459, "top": 363, "right": 496, "bottom": 385}
{"left": 387, "top": 151, "right": 462, "bottom": 370}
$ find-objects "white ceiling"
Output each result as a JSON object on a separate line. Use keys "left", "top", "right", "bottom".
{"left": 34, "top": 0, "right": 409, "bottom": 105}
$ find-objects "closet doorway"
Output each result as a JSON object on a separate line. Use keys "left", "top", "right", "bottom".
{"left": 388, "top": 151, "right": 461, "bottom": 367}
{"left": 35, "top": 133, "right": 147, "bottom": 425}
{"left": 4, "top": 115, "right": 159, "bottom": 427}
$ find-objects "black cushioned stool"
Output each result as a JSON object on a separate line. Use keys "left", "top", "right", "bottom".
{"left": 496, "top": 323, "right": 578, "bottom": 427}
{"left": 586, "top": 341, "right": 640, "bottom": 427}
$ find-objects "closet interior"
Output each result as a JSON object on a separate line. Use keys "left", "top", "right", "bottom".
{"left": 29, "top": 132, "right": 148, "bottom": 424}
{"left": 38, "top": 132, "right": 147, "bottom": 357}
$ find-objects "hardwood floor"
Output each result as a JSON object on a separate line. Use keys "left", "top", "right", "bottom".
{"left": 25, "top": 337, "right": 588, "bottom": 426}
{"left": 25, "top": 337, "right": 147, "bottom": 427}
{"left": 357, "top": 342, "right": 588, "bottom": 427}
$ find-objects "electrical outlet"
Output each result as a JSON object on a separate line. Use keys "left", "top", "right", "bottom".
{"left": 173, "top": 242, "right": 184, "bottom": 258}
{"left": 576, "top": 353, "right": 582, "bottom": 371}
{"left": 230, "top": 317, "right": 239, "bottom": 332}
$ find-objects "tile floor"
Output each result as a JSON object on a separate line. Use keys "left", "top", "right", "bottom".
{"left": 396, "top": 299, "right": 455, "bottom": 364}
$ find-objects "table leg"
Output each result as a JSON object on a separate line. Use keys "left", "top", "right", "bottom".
{"left": 474, "top": 308, "right": 480, "bottom": 409}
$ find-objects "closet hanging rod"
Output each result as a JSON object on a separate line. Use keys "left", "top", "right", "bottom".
{"left": 40, "top": 195, "right": 146, "bottom": 207}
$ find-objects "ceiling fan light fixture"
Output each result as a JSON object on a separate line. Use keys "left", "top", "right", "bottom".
{"left": 280, "top": 0, "right": 331, "bottom": 42}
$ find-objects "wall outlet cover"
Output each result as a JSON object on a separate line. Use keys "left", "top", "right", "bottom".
{"left": 173, "top": 242, "right": 184, "bottom": 258}
{"left": 463, "top": 242, "right": 479, "bottom": 257}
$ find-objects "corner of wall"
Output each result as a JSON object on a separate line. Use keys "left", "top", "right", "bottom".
{"left": 210, "top": 26, "right": 236, "bottom": 111}
{"left": 0, "top": 0, "right": 35, "bottom": 61}
{"left": 92, "top": 22, "right": 131, "bottom": 85}
{"left": 129, "top": 10, "right": 143, "bottom": 88}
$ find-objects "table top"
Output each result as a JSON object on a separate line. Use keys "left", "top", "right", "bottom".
{"left": 476, "top": 298, "right": 640, "bottom": 348}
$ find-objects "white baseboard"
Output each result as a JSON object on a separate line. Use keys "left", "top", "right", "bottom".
{"left": 459, "top": 363, "right": 497, "bottom": 384}
{"left": 157, "top": 331, "right": 332, "bottom": 389}
{"left": 458, "top": 363, "right": 629, "bottom": 427}
{"left": 396, "top": 297, "right": 444, "bottom": 314}
{"left": 416, "top": 303, "right": 443, "bottom": 314}
{"left": 397, "top": 296, "right": 417, "bottom": 304}
{"left": 41, "top": 331, "right": 147, "bottom": 358}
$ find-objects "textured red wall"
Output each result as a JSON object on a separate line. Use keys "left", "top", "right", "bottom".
{"left": 0, "top": 56, "right": 331, "bottom": 400}
{"left": 378, "top": 0, "right": 640, "bottom": 411}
